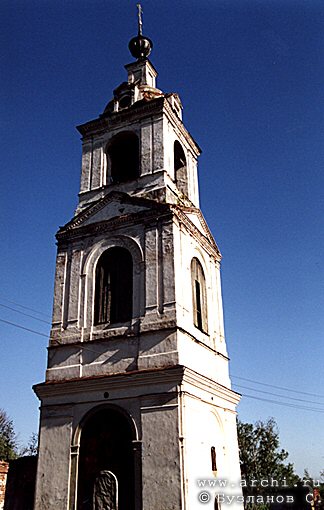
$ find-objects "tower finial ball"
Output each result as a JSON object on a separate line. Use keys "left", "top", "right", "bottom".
{"left": 128, "top": 35, "right": 153, "bottom": 60}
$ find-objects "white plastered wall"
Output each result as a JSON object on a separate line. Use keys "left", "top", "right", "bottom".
{"left": 34, "top": 409, "right": 73, "bottom": 510}
{"left": 173, "top": 219, "right": 230, "bottom": 386}
{"left": 182, "top": 393, "right": 243, "bottom": 510}
{"left": 163, "top": 115, "right": 199, "bottom": 206}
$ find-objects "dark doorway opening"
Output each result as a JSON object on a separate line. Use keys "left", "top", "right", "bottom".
{"left": 77, "top": 407, "right": 135, "bottom": 510}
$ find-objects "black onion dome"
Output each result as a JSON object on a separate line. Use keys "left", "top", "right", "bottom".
{"left": 128, "top": 35, "right": 153, "bottom": 60}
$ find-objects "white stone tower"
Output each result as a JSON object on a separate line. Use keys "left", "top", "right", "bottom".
{"left": 34, "top": 11, "right": 243, "bottom": 510}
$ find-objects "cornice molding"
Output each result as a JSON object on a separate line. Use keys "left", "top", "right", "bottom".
{"left": 163, "top": 97, "right": 201, "bottom": 156}
{"left": 56, "top": 209, "right": 172, "bottom": 243}
{"left": 59, "top": 191, "right": 168, "bottom": 231}
{"left": 77, "top": 97, "right": 166, "bottom": 137}
{"left": 77, "top": 95, "right": 201, "bottom": 156}
{"left": 56, "top": 192, "right": 172, "bottom": 241}
{"left": 34, "top": 365, "right": 186, "bottom": 400}
{"left": 171, "top": 205, "right": 221, "bottom": 260}
{"left": 56, "top": 193, "right": 221, "bottom": 262}
{"left": 182, "top": 367, "right": 241, "bottom": 406}
{"left": 33, "top": 364, "right": 240, "bottom": 407}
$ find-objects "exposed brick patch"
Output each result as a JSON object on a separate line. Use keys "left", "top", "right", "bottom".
{"left": 0, "top": 462, "right": 9, "bottom": 510}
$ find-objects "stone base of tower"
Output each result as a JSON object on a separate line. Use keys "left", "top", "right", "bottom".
{"left": 33, "top": 365, "right": 243, "bottom": 510}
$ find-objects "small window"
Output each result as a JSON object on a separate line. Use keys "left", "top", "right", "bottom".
{"left": 94, "top": 247, "right": 133, "bottom": 325}
{"left": 174, "top": 141, "right": 188, "bottom": 197}
{"left": 107, "top": 132, "right": 139, "bottom": 184}
{"left": 119, "top": 94, "right": 131, "bottom": 109}
{"left": 211, "top": 446, "right": 217, "bottom": 472}
{"left": 191, "top": 257, "right": 208, "bottom": 333}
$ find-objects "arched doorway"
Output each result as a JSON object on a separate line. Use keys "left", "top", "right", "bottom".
{"left": 77, "top": 407, "right": 135, "bottom": 510}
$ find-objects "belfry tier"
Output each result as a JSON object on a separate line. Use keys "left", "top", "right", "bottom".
{"left": 48, "top": 51, "right": 230, "bottom": 387}
{"left": 76, "top": 57, "right": 200, "bottom": 213}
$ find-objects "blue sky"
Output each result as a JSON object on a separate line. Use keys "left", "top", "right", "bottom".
{"left": 1, "top": 0, "right": 324, "bottom": 477}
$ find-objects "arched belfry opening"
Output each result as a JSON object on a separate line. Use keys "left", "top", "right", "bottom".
{"left": 191, "top": 257, "right": 208, "bottom": 333}
{"left": 107, "top": 131, "right": 140, "bottom": 184}
{"left": 94, "top": 247, "right": 133, "bottom": 325}
{"left": 174, "top": 140, "right": 188, "bottom": 197}
{"left": 76, "top": 406, "right": 135, "bottom": 510}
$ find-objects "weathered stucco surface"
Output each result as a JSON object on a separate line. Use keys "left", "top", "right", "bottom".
{"left": 34, "top": 52, "right": 243, "bottom": 510}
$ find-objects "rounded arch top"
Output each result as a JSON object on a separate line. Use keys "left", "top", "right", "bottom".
{"left": 191, "top": 255, "right": 208, "bottom": 334}
{"left": 189, "top": 245, "right": 210, "bottom": 277}
{"left": 209, "top": 408, "right": 225, "bottom": 436}
{"left": 174, "top": 140, "right": 186, "bottom": 171}
{"left": 72, "top": 403, "right": 139, "bottom": 447}
{"left": 173, "top": 139, "right": 188, "bottom": 197}
{"left": 82, "top": 235, "right": 144, "bottom": 276}
{"left": 105, "top": 129, "right": 139, "bottom": 150}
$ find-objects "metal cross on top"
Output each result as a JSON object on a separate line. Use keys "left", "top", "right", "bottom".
{"left": 137, "top": 3, "right": 143, "bottom": 35}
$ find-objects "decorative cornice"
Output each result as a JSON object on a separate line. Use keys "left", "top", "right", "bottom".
{"left": 77, "top": 96, "right": 166, "bottom": 137}
{"left": 34, "top": 365, "right": 186, "bottom": 401}
{"left": 56, "top": 193, "right": 221, "bottom": 262}
{"left": 77, "top": 95, "right": 201, "bottom": 155}
{"left": 182, "top": 367, "right": 241, "bottom": 406}
{"left": 163, "top": 96, "right": 201, "bottom": 155}
{"left": 57, "top": 210, "right": 171, "bottom": 242}
{"left": 56, "top": 191, "right": 171, "bottom": 241}
{"left": 171, "top": 205, "right": 221, "bottom": 259}
{"left": 62, "top": 191, "right": 166, "bottom": 228}
{"left": 33, "top": 364, "right": 240, "bottom": 407}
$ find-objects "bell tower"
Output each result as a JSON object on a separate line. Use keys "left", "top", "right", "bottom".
{"left": 34, "top": 7, "right": 243, "bottom": 510}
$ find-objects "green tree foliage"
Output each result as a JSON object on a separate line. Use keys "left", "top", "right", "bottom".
{"left": 318, "top": 470, "right": 324, "bottom": 502}
{"left": 237, "top": 418, "right": 300, "bottom": 505}
{"left": 19, "top": 432, "right": 38, "bottom": 457}
{"left": 0, "top": 409, "right": 17, "bottom": 461}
